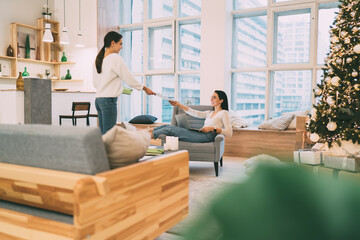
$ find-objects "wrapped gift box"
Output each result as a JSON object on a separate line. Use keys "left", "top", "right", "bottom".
{"left": 294, "top": 149, "right": 323, "bottom": 165}
{"left": 323, "top": 154, "right": 360, "bottom": 172}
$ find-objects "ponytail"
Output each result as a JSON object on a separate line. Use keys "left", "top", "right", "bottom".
{"left": 95, "top": 46, "right": 106, "bottom": 73}
{"left": 95, "top": 31, "right": 123, "bottom": 74}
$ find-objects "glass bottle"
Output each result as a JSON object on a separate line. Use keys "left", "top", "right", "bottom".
{"left": 6, "top": 45, "right": 14, "bottom": 57}
{"left": 61, "top": 52, "right": 67, "bottom": 62}
{"left": 65, "top": 69, "right": 72, "bottom": 79}
{"left": 16, "top": 72, "right": 24, "bottom": 90}
{"left": 22, "top": 67, "right": 29, "bottom": 77}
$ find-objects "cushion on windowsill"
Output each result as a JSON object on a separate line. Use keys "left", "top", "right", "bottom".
{"left": 282, "top": 110, "right": 309, "bottom": 129}
{"left": 129, "top": 115, "right": 157, "bottom": 124}
{"left": 258, "top": 115, "right": 294, "bottom": 131}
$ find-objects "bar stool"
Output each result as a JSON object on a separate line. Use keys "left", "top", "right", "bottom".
{"left": 59, "top": 102, "right": 93, "bottom": 126}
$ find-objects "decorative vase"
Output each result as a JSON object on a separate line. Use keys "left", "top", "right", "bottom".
{"left": 22, "top": 67, "right": 29, "bottom": 77}
{"left": 25, "top": 34, "right": 30, "bottom": 59}
{"left": 61, "top": 52, "right": 67, "bottom": 62}
{"left": 65, "top": 69, "right": 72, "bottom": 80}
{"left": 16, "top": 72, "right": 24, "bottom": 90}
{"left": 6, "top": 45, "right": 14, "bottom": 57}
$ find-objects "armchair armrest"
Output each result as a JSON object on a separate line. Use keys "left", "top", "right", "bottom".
{"left": 214, "top": 134, "right": 225, "bottom": 162}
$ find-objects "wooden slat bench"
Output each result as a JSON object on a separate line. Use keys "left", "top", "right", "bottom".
{"left": 0, "top": 151, "right": 189, "bottom": 240}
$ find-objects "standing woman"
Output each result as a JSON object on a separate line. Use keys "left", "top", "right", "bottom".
{"left": 94, "top": 31, "right": 155, "bottom": 134}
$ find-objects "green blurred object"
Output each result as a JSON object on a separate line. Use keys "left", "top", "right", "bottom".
{"left": 61, "top": 52, "right": 67, "bottom": 62}
{"left": 122, "top": 87, "right": 133, "bottom": 95}
{"left": 183, "top": 163, "right": 360, "bottom": 240}
{"left": 65, "top": 69, "right": 72, "bottom": 80}
{"left": 22, "top": 67, "right": 29, "bottom": 77}
{"left": 25, "top": 34, "right": 30, "bottom": 59}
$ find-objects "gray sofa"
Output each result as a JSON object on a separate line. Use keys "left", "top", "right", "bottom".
{"left": 158, "top": 105, "right": 225, "bottom": 176}
{"left": 0, "top": 124, "right": 189, "bottom": 239}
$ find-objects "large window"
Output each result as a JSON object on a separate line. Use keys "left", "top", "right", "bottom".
{"left": 120, "top": 0, "right": 201, "bottom": 122}
{"left": 231, "top": 0, "right": 339, "bottom": 126}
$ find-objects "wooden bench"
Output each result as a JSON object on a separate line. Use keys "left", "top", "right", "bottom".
{"left": 224, "top": 116, "right": 308, "bottom": 161}
{"left": 0, "top": 151, "right": 189, "bottom": 240}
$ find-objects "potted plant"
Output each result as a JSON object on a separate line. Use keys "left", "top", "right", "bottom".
{"left": 42, "top": 4, "right": 52, "bottom": 20}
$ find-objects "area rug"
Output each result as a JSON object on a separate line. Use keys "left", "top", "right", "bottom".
{"left": 164, "top": 175, "right": 237, "bottom": 237}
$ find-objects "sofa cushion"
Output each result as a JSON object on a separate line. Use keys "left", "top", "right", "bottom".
{"left": 102, "top": 126, "right": 151, "bottom": 168}
{"left": 175, "top": 113, "right": 190, "bottom": 129}
{"left": 0, "top": 124, "right": 110, "bottom": 175}
{"left": 258, "top": 115, "right": 294, "bottom": 131}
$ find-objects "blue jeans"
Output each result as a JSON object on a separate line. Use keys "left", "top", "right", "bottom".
{"left": 152, "top": 125, "right": 217, "bottom": 143}
{"left": 95, "top": 97, "right": 118, "bottom": 134}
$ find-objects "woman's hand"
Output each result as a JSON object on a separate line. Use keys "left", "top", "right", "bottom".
{"left": 169, "top": 100, "right": 180, "bottom": 106}
{"left": 199, "top": 126, "right": 215, "bottom": 133}
{"left": 143, "top": 86, "right": 156, "bottom": 95}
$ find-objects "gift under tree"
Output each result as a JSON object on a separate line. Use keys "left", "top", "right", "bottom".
{"left": 308, "top": 0, "right": 360, "bottom": 154}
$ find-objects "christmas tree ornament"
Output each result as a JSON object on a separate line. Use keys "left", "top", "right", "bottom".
{"left": 311, "top": 108, "right": 317, "bottom": 120}
{"left": 353, "top": 27, "right": 359, "bottom": 33}
{"left": 327, "top": 121, "right": 337, "bottom": 131}
{"left": 350, "top": 11, "right": 356, "bottom": 18}
{"left": 331, "top": 36, "right": 339, "bottom": 43}
{"left": 355, "top": 84, "right": 360, "bottom": 91}
{"left": 314, "top": 88, "right": 322, "bottom": 96}
{"left": 340, "top": 31, "right": 347, "bottom": 37}
{"left": 331, "top": 76, "right": 340, "bottom": 86}
{"left": 352, "top": 71, "right": 358, "bottom": 77}
{"left": 327, "top": 96, "right": 335, "bottom": 106}
{"left": 310, "top": 133, "right": 320, "bottom": 142}
{"left": 336, "top": 58, "right": 342, "bottom": 65}
{"left": 354, "top": 44, "right": 360, "bottom": 53}
{"left": 328, "top": 68, "right": 334, "bottom": 74}
{"left": 325, "top": 76, "right": 331, "bottom": 83}
{"left": 346, "top": 57, "right": 353, "bottom": 63}
{"left": 344, "top": 38, "right": 351, "bottom": 44}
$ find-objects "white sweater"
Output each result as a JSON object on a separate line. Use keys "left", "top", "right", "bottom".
{"left": 185, "top": 108, "right": 233, "bottom": 137}
{"left": 93, "top": 53, "right": 143, "bottom": 98}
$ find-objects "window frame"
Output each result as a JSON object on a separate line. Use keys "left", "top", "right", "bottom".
{"left": 119, "top": 0, "right": 201, "bottom": 121}
{"left": 231, "top": 0, "right": 339, "bottom": 122}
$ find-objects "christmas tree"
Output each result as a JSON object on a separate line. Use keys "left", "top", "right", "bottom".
{"left": 308, "top": 0, "right": 360, "bottom": 147}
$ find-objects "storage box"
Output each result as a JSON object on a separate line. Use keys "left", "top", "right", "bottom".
{"left": 294, "top": 149, "right": 323, "bottom": 165}
{"left": 323, "top": 154, "right": 360, "bottom": 172}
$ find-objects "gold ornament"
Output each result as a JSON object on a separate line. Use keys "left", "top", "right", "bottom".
{"left": 354, "top": 44, "right": 360, "bottom": 54}
{"left": 327, "top": 121, "right": 337, "bottom": 131}
{"left": 331, "top": 36, "right": 339, "bottom": 43}
{"left": 344, "top": 38, "right": 350, "bottom": 44}
{"left": 346, "top": 57, "right": 353, "bottom": 63}
{"left": 310, "top": 133, "right": 320, "bottom": 142}
{"left": 352, "top": 71, "right": 358, "bottom": 77}
{"left": 331, "top": 76, "right": 340, "bottom": 86}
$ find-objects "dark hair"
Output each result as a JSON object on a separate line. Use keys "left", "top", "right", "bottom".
{"left": 215, "top": 90, "right": 229, "bottom": 111}
{"left": 95, "top": 31, "right": 123, "bottom": 73}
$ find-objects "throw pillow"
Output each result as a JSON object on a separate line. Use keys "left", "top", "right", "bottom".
{"left": 129, "top": 115, "right": 157, "bottom": 124}
{"left": 258, "top": 115, "right": 294, "bottom": 131}
{"left": 102, "top": 126, "right": 151, "bottom": 168}
{"left": 282, "top": 110, "right": 309, "bottom": 129}
{"left": 243, "top": 154, "right": 282, "bottom": 175}
{"left": 175, "top": 113, "right": 190, "bottom": 129}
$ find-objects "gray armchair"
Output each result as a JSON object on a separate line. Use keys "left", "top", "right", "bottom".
{"left": 158, "top": 105, "right": 225, "bottom": 176}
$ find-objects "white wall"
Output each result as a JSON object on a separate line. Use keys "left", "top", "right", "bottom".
{"left": 200, "top": 0, "right": 233, "bottom": 104}
{"left": 0, "top": 0, "right": 98, "bottom": 92}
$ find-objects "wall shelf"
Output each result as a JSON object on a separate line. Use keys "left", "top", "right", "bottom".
{"left": 1, "top": 19, "right": 77, "bottom": 82}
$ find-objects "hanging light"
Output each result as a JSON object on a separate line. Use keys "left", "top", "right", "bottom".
{"left": 60, "top": 0, "right": 70, "bottom": 44}
{"left": 75, "top": 0, "right": 84, "bottom": 47}
{"left": 43, "top": 0, "right": 53, "bottom": 42}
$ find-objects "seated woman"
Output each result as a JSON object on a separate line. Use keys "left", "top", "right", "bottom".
{"left": 151, "top": 90, "right": 232, "bottom": 143}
